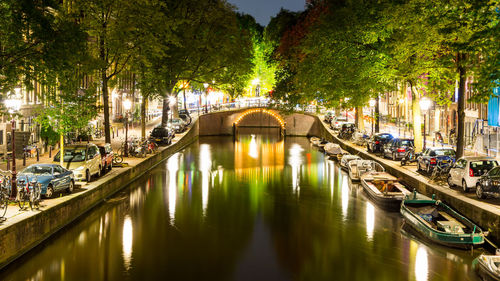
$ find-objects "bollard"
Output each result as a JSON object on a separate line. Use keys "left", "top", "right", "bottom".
{"left": 36, "top": 148, "right": 39, "bottom": 162}
{"left": 23, "top": 149, "right": 26, "bottom": 167}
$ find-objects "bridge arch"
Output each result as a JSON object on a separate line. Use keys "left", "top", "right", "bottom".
{"left": 233, "top": 108, "right": 286, "bottom": 129}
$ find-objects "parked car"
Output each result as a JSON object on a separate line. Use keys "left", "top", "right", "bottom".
{"left": 17, "top": 164, "right": 74, "bottom": 198}
{"left": 53, "top": 143, "right": 102, "bottom": 182}
{"left": 366, "top": 133, "right": 394, "bottom": 153}
{"left": 96, "top": 143, "right": 114, "bottom": 173}
{"left": 476, "top": 166, "right": 500, "bottom": 199}
{"left": 417, "top": 147, "right": 456, "bottom": 174}
{"left": 382, "top": 138, "right": 414, "bottom": 160}
{"left": 150, "top": 126, "right": 174, "bottom": 145}
{"left": 330, "top": 115, "right": 348, "bottom": 130}
{"left": 168, "top": 118, "right": 186, "bottom": 133}
{"left": 324, "top": 111, "right": 335, "bottom": 123}
{"left": 448, "top": 156, "right": 498, "bottom": 192}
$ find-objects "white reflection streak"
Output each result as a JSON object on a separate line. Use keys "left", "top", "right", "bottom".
{"left": 366, "top": 201, "right": 375, "bottom": 241}
{"left": 218, "top": 165, "right": 224, "bottom": 185}
{"left": 341, "top": 176, "right": 349, "bottom": 220}
{"left": 330, "top": 161, "right": 335, "bottom": 200}
{"left": 122, "top": 216, "right": 133, "bottom": 270}
{"left": 289, "top": 143, "right": 303, "bottom": 192}
{"left": 249, "top": 134, "right": 258, "bottom": 159}
{"left": 200, "top": 144, "right": 212, "bottom": 215}
{"left": 167, "top": 153, "right": 180, "bottom": 224}
{"left": 415, "top": 247, "right": 429, "bottom": 281}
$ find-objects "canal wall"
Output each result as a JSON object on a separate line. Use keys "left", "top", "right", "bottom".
{"left": 0, "top": 120, "right": 200, "bottom": 270}
{"left": 199, "top": 108, "right": 322, "bottom": 137}
{"left": 314, "top": 118, "right": 500, "bottom": 245}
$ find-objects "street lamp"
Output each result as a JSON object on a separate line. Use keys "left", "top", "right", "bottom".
{"left": 369, "top": 99, "right": 376, "bottom": 136}
{"left": 203, "top": 83, "right": 209, "bottom": 114}
{"left": 123, "top": 99, "right": 132, "bottom": 157}
{"left": 420, "top": 97, "right": 432, "bottom": 150}
{"left": 4, "top": 94, "right": 22, "bottom": 199}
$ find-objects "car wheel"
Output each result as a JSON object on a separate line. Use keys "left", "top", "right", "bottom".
{"left": 45, "top": 185, "right": 54, "bottom": 199}
{"left": 392, "top": 152, "right": 396, "bottom": 161}
{"left": 447, "top": 175, "right": 454, "bottom": 188}
{"left": 462, "top": 180, "right": 469, "bottom": 193}
{"left": 476, "top": 184, "right": 485, "bottom": 199}
{"left": 67, "top": 180, "right": 74, "bottom": 194}
{"left": 86, "top": 170, "right": 92, "bottom": 182}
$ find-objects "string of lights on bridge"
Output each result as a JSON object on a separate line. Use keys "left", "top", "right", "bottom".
{"left": 233, "top": 109, "right": 286, "bottom": 129}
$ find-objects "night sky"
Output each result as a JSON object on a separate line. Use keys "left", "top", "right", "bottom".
{"left": 227, "top": 0, "right": 305, "bottom": 26}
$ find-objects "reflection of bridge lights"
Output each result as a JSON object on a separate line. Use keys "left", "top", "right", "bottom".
{"left": 167, "top": 153, "right": 180, "bottom": 224}
{"left": 249, "top": 135, "right": 258, "bottom": 159}
{"left": 366, "top": 201, "right": 375, "bottom": 241}
{"left": 122, "top": 216, "right": 133, "bottom": 270}
{"left": 233, "top": 109, "right": 286, "bottom": 129}
{"left": 288, "top": 143, "right": 303, "bottom": 191}
{"left": 415, "top": 247, "right": 429, "bottom": 281}
{"left": 341, "top": 176, "right": 349, "bottom": 221}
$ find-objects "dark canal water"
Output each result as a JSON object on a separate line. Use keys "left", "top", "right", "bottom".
{"left": 1, "top": 131, "right": 482, "bottom": 281}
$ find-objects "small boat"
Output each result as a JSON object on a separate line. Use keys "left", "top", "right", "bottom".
{"left": 324, "top": 143, "right": 343, "bottom": 156}
{"left": 401, "top": 193, "right": 485, "bottom": 249}
{"left": 347, "top": 160, "right": 384, "bottom": 181}
{"left": 340, "top": 155, "right": 361, "bottom": 170}
{"left": 310, "top": 137, "right": 321, "bottom": 146}
{"left": 474, "top": 254, "right": 500, "bottom": 281}
{"left": 361, "top": 171, "right": 410, "bottom": 211}
{"left": 318, "top": 140, "right": 329, "bottom": 149}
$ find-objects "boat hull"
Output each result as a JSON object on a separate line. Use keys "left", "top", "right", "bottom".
{"left": 401, "top": 199, "right": 484, "bottom": 249}
{"left": 361, "top": 179, "right": 404, "bottom": 211}
{"left": 475, "top": 256, "right": 500, "bottom": 281}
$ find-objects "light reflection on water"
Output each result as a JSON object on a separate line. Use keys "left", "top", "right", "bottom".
{"left": 0, "top": 134, "right": 482, "bottom": 281}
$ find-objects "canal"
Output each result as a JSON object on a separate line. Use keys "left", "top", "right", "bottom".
{"left": 0, "top": 132, "right": 482, "bottom": 281}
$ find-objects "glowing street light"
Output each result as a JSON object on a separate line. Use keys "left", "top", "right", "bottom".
{"left": 420, "top": 97, "right": 432, "bottom": 150}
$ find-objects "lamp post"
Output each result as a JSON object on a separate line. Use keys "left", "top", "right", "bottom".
{"left": 420, "top": 97, "right": 432, "bottom": 150}
{"left": 4, "top": 95, "right": 22, "bottom": 199}
{"left": 123, "top": 99, "right": 132, "bottom": 157}
{"left": 369, "top": 99, "right": 376, "bottom": 136}
{"left": 203, "top": 83, "right": 209, "bottom": 114}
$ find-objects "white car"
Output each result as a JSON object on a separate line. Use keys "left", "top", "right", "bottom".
{"left": 330, "top": 116, "right": 348, "bottom": 130}
{"left": 447, "top": 156, "right": 498, "bottom": 192}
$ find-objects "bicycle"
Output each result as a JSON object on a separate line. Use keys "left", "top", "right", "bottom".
{"left": 429, "top": 160, "right": 452, "bottom": 181}
{"left": 400, "top": 147, "right": 418, "bottom": 166}
{"left": 17, "top": 176, "right": 41, "bottom": 210}
{"left": 0, "top": 175, "right": 11, "bottom": 219}
{"left": 113, "top": 154, "right": 124, "bottom": 164}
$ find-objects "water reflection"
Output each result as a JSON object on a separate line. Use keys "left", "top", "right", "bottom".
{"left": 288, "top": 143, "right": 303, "bottom": 192}
{"left": 366, "top": 201, "right": 375, "bottom": 241}
{"left": 415, "top": 246, "right": 429, "bottom": 281}
{"left": 122, "top": 216, "right": 133, "bottom": 270}
{"left": 200, "top": 144, "right": 212, "bottom": 215}
{"left": 167, "top": 153, "right": 181, "bottom": 224}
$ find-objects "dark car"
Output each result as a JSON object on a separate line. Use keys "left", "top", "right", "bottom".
{"left": 366, "top": 133, "right": 393, "bottom": 153}
{"left": 383, "top": 138, "right": 414, "bottom": 160}
{"left": 150, "top": 126, "right": 174, "bottom": 145}
{"left": 417, "top": 147, "right": 456, "bottom": 174}
{"left": 17, "top": 164, "right": 74, "bottom": 198}
{"left": 476, "top": 166, "right": 500, "bottom": 199}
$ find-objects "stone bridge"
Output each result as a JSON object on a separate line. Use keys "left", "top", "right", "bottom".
{"left": 198, "top": 108, "right": 323, "bottom": 137}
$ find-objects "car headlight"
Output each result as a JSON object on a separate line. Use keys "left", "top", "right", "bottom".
{"left": 74, "top": 166, "right": 85, "bottom": 171}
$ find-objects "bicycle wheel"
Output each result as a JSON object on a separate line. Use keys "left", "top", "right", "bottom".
{"left": 114, "top": 155, "right": 123, "bottom": 164}
{"left": 29, "top": 189, "right": 34, "bottom": 210}
{"left": 18, "top": 191, "right": 26, "bottom": 210}
{"left": 0, "top": 192, "right": 8, "bottom": 218}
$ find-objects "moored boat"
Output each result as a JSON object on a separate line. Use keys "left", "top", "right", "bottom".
{"left": 324, "top": 143, "right": 343, "bottom": 156}
{"left": 401, "top": 194, "right": 485, "bottom": 249}
{"left": 310, "top": 137, "right": 321, "bottom": 146}
{"left": 340, "top": 154, "right": 361, "bottom": 170}
{"left": 360, "top": 172, "right": 410, "bottom": 211}
{"left": 347, "top": 160, "right": 384, "bottom": 181}
{"left": 474, "top": 254, "right": 500, "bottom": 281}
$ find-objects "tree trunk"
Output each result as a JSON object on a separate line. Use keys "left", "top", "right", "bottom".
{"left": 456, "top": 53, "right": 467, "bottom": 158}
{"left": 141, "top": 97, "right": 146, "bottom": 139}
{"left": 102, "top": 73, "right": 111, "bottom": 143}
{"left": 161, "top": 96, "right": 169, "bottom": 127}
{"left": 410, "top": 81, "right": 423, "bottom": 152}
{"left": 375, "top": 95, "right": 380, "bottom": 133}
{"left": 171, "top": 91, "right": 180, "bottom": 119}
{"left": 355, "top": 106, "right": 365, "bottom": 132}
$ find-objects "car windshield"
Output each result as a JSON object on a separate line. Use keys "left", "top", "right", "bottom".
{"left": 22, "top": 165, "right": 52, "bottom": 175}
{"left": 434, "top": 149, "right": 455, "bottom": 156}
{"left": 400, "top": 140, "right": 414, "bottom": 146}
{"left": 379, "top": 134, "right": 392, "bottom": 139}
{"left": 336, "top": 116, "right": 347, "bottom": 121}
{"left": 171, "top": 119, "right": 182, "bottom": 124}
{"left": 54, "top": 148, "right": 86, "bottom": 162}
{"left": 471, "top": 160, "right": 498, "bottom": 177}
